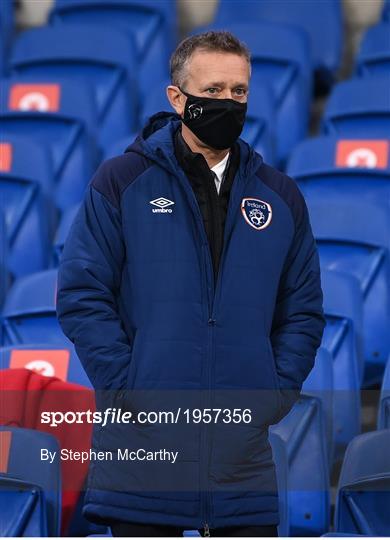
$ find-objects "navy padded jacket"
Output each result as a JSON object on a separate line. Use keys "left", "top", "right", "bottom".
{"left": 56, "top": 112, "right": 326, "bottom": 529}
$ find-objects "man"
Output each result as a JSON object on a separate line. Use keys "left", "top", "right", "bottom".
{"left": 56, "top": 31, "right": 326, "bottom": 537}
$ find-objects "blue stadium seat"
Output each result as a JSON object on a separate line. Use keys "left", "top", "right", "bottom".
{"left": 0, "top": 136, "right": 53, "bottom": 279}
{"left": 0, "top": 427, "right": 61, "bottom": 536}
{"left": 321, "top": 270, "right": 362, "bottom": 459}
{"left": 10, "top": 24, "right": 138, "bottom": 147}
{"left": 53, "top": 203, "right": 80, "bottom": 266}
{"left": 104, "top": 134, "right": 138, "bottom": 161}
{"left": 2, "top": 269, "right": 65, "bottom": 345}
{"left": 378, "top": 356, "right": 390, "bottom": 429}
{"left": 382, "top": 0, "right": 390, "bottom": 21}
{"left": 335, "top": 430, "right": 390, "bottom": 535}
{"left": 302, "top": 347, "right": 334, "bottom": 464}
{"left": 0, "top": 209, "right": 10, "bottom": 308}
{"left": 0, "top": 0, "right": 14, "bottom": 76}
{"left": 271, "top": 395, "right": 330, "bottom": 536}
{"left": 213, "top": 0, "right": 342, "bottom": 89}
{"left": 50, "top": 0, "right": 176, "bottom": 104}
{"left": 322, "top": 78, "right": 390, "bottom": 137}
{"left": 198, "top": 21, "right": 311, "bottom": 166}
{"left": 1, "top": 134, "right": 56, "bottom": 232}
{"left": 287, "top": 135, "right": 390, "bottom": 386}
{"left": 0, "top": 343, "right": 92, "bottom": 388}
{"left": 0, "top": 476, "right": 47, "bottom": 536}
{"left": 0, "top": 77, "right": 97, "bottom": 213}
{"left": 356, "top": 23, "right": 390, "bottom": 78}
{"left": 269, "top": 432, "right": 289, "bottom": 537}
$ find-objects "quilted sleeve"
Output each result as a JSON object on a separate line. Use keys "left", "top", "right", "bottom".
{"left": 56, "top": 162, "right": 132, "bottom": 390}
{"left": 271, "top": 193, "right": 326, "bottom": 421}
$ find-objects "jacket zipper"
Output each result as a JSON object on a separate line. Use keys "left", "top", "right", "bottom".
{"left": 154, "top": 151, "right": 249, "bottom": 533}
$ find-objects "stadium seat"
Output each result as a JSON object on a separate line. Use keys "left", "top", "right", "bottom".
{"left": 287, "top": 135, "right": 390, "bottom": 386}
{"left": 1, "top": 269, "right": 65, "bottom": 346}
{"left": 1, "top": 134, "right": 56, "bottom": 229}
{"left": 50, "top": 0, "right": 176, "bottom": 103}
{"left": 0, "top": 427, "right": 61, "bottom": 536}
{"left": 356, "top": 23, "right": 390, "bottom": 78}
{"left": 302, "top": 347, "right": 334, "bottom": 464}
{"left": 321, "top": 315, "right": 361, "bottom": 462}
{"left": 104, "top": 134, "right": 138, "bottom": 161}
{"left": 0, "top": 209, "right": 10, "bottom": 308}
{"left": 322, "top": 78, "right": 390, "bottom": 138}
{"left": 213, "top": 0, "right": 342, "bottom": 90}
{"left": 53, "top": 203, "right": 80, "bottom": 266}
{"left": 271, "top": 395, "right": 330, "bottom": 536}
{"left": 197, "top": 22, "right": 311, "bottom": 166}
{"left": 335, "top": 430, "right": 390, "bottom": 535}
{"left": 378, "top": 356, "right": 390, "bottom": 429}
{"left": 0, "top": 136, "right": 53, "bottom": 279}
{"left": 0, "top": 476, "right": 47, "bottom": 536}
{"left": 0, "top": 343, "right": 92, "bottom": 388}
{"left": 382, "top": 0, "right": 390, "bottom": 21}
{"left": 321, "top": 269, "right": 364, "bottom": 383}
{"left": 10, "top": 24, "right": 138, "bottom": 147}
{"left": 269, "top": 432, "right": 289, "bottom": 537}
{"left": 0, "top": 0, "right": 14, "bottom": 76}
{"left": 320, "top": 270, "right": 362, "bottom": 459}
{"left": 0, "top": 78, "right": 98, "bottom": 213}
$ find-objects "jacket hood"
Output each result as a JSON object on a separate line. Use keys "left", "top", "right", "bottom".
{"left": 124, "top": 111, "right": 263, "bottom": 179}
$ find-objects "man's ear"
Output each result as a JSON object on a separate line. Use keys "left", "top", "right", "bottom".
{"left": 166, "top": 85, "right": 186, "bottom": 117}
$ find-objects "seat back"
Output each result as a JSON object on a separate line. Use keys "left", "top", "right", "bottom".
{"left": 0, "top": 477, "right": 47, "bottom": 536}
{"left": 335, "top": 430, "right": 390, "bottom": 535}
{"left": 287, "top": 136, "right": 390, "bottom": 251}
{"left": 378, "top": 357, "right": 390, "bottom": 429}
{"left": 383, "top": 0, "right": 390, "bottom": 21}
{"left": 2, "top": 269, "right": 64, "bottom": 345}
{"left": 356, "top": 23, "right": 390, "bottom": 78}
{"left": 53, "top": 203, "right": 80, "bottom": 265}
{"left": 11, "top": 24, "right": 138, "bottom": 145}
{"left": 0, "top": 208, "right": 9, "bottom": 307}
{"left": 0, "top": 138, "right": 52, "bottom": 279}
{"left": 302, "top": 347, "right": 334, "bottom": 463}
{"left": 0, "top": 343, "right": 92, "bottom": 388}
{"left": 214, "top": 0, "right": 342, "bottom": 78}
{"left": 271, "top": 396, "right": 330, "bottom": 536}
{"left": 322, "top": 78, "right": 390, "bottom": 137}
{"left": 269, "top": 431, "right": 290, "bottom": 537}
{"left": 0, "top": 427, "right": 61, "bottom": 536}
{"left": 50, "top": 0, "right": 176, "bottom": 99}
{"left": 0, "top": 77, "right": 97, "bottom": 212}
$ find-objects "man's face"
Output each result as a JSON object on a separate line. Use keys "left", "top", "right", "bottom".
{"left": 169, "top": 50, "right": 250, "bottom": 117}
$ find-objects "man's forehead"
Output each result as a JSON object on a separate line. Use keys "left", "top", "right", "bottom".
{"left": 187, "top": 50, "right": 250, "bottom": 83}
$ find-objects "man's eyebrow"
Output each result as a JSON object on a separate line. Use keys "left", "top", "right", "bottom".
{"left": 202, "top": 81, "right": 249, "bottom": 88}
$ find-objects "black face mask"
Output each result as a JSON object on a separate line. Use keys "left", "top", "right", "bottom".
{"left": 179, "top": 87, "right": 247, "bottom": 150}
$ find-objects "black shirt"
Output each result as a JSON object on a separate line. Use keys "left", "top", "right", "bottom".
{"left": 174, "top": 126, "right": 241, "bottom": 285}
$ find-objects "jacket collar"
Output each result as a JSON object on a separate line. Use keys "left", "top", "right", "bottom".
{"left": 125, "top": 111, "right": 263, "bottom": 180}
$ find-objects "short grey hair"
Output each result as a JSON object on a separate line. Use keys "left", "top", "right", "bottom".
{"left": 170, "top": 30, "right": 251, "bottom": 87}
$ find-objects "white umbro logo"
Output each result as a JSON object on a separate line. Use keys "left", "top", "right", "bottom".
{"left": 150, "top": 197, "right": 175, "bottom": 213}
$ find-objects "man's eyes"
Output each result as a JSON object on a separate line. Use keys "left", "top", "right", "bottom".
{"left": 205, "top": 88, "right": 247, "bottom": 96}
